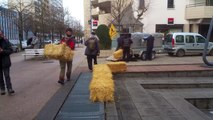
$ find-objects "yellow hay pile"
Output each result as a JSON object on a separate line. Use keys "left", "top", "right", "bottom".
{"left": 44, "top": 43, "right": 74, "bottom": 61}
{"left": 107, "top": 62, "right": 127, "bottom": 73}
{"left": 89, "top": 64, "right": 114, "bottom": 102}
{"left": 113, "top": 49, "right": 123, "bottom": 59}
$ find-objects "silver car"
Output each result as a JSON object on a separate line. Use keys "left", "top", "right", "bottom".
{"left": 164, "top": 32, "right": 213, "bottom": 57}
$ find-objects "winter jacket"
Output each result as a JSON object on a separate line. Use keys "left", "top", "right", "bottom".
{"left": 0, "top": 38, "right": 13, "bottom": 68}
{"left": 84, "top": 36, "right": 100, "bottom": 56}
{"left": 60, "top": 36, "right": 75, "bottom": 50}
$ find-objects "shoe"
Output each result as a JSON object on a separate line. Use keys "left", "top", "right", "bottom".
{"left": 58, "top": 80, "right": 64, "bottom": 85}
{"left": 8, "top": 89, "right": 15, "bottom": 95}
{"left": 1, "top": 89, "right": 6, "bottom": 95}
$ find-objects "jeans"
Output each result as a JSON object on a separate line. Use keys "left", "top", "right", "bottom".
{"left": 0, "top": 67, "right": 12, "bottom": 90}
{"left": 87, "top": 55, "right": 97, "bottom": 70}
{"left": 59, "top": 60, "right": 73, "bottom": 81}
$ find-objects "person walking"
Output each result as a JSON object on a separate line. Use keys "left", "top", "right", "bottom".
{"left": 84, "top": 32, "right": 100, "bottom": 71}
{"left": 144, "top": 34, "right": 154, "bottom": 60}
{"left": 0, "top": 30, "right": 15, "bottom": 95}
{"left": 58, "top": 28, "right": 75, "bottom": 85}
{"left": 116, "top": 33, "right": 125, "bottom": 51}
{"left": 121, "top": 33, "right": 133, "bottom": 62}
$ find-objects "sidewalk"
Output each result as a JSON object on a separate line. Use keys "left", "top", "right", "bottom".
{"left": 36, "top": 50, "right": 213, "bottom": 120}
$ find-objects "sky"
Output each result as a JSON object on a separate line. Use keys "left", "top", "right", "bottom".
{"left": 63, "top": 0, "right": 84, "bottom": 27}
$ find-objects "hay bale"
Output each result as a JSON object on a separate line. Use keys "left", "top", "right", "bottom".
{"left": 44, "top": 43, "right": 74, "bottom": 61}
{"left": 107, "top": 62, "right": 127, "bottom": 73}
{"left": 89, "top": 64, "right": 114, "bottom": 102}
{"left": 113, "top": 49, "right": 123, "bottom": 59}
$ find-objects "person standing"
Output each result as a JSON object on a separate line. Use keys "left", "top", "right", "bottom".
{"left": 144, "top": 34, "right": 154, "bottom": 60}
{"left": 84, "top": 32, "right": 100, "bottom": 71}
{"left": 116, "top": 33, "right": 125, "bottom": 51}
{"left": 121, "top": 33, "right": 133, "bottom": 62}
{"left": 0, "top": 30, "right": 15, "bottom": 95}
{"left": 58, "top": 28, "right": 75, "bottom": 85}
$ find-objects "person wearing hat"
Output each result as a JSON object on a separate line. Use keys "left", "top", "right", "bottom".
{"left": 0, "top": 30, "right": 15, "bottom": 95}
{"left": 58, "top": 28, "right": 75, "bottom": 85}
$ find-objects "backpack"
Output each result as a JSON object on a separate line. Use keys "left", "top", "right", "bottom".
{"left": 123, "top": 38, "right": 131, "bottom": 47}
{"left": 88, "top": 38, "right": 96, "bottom": 51}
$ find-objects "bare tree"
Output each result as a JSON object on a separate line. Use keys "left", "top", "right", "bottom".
{"left": 133, "top": 0, "right": 150, "bottom": 31}
{"left": 110, "top": 0, "right": 133, "bottom": 32}
{"left": 6, "top": 0, "right": 33, "bottom": 49}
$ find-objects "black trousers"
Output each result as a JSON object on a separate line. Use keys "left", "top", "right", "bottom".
{"left": 146, "top": 47, "right": 153, "bottom": 60}
{"left": 122, "top": 47, "right": 130, "bottom": 61}
{"left": 0, "top": 67, "right": 12, "bottom": 90}
{"left": 87, "top": 55, "right": 97, "bottom": 70}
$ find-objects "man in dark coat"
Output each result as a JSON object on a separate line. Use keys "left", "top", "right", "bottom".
{"left": 0, "top": 30, "right": 15, "bottom": 95}
{"left": 116, "top": 33, "right": 125, "bottom": 51}
{"left": 84, "top": 32, "right": 100, "bottom": 71}
{"left": 121, "top": 33, "right": 133, "bottom": 62}
{"left": 144, "top": 34, "right": 154, "bottom": 60}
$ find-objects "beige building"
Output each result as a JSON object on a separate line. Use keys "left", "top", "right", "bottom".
{"left": 84, "top": 0, "right": 213, "bottom": 39}
{"left": 84, "top": 0, "right": 138, "bottom": 39}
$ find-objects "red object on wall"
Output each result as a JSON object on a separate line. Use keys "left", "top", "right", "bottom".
{"left": 168, "top": 18, "right": 174, "bottom": 24}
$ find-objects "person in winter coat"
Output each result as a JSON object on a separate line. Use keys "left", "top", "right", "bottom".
{"left": 116, "top": 33, "right": 125, "bottom": 51}
{"left": 144, "top": 34, "right": 154, "bottom": 60}
{"left": 84, "top": 32, "right": 100, "bottom": 71}
{"left": 121, "top": 33, "right": 133, "bottom": 62}
{"left": 58, "top": 28, "right": 75, "bottom": 85}
{"left": 0, "top": 30, "right": 15, "bottom": 95}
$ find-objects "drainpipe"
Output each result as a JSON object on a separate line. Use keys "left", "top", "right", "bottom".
{"left": 202, "top": 16, "right": 213, "bottom": 66}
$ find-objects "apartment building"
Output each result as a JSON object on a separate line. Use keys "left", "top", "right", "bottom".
{"left": 85, "top": 0, "right": 213, "bottom": 39}
{"left": 84, "top": 0, "right": 138, "bottom": 38}
{"left": 0, "top": 6, "right": 19, "bottom": 40}
{"left": 140, "top": 0, "right": 213, "bottom": 38}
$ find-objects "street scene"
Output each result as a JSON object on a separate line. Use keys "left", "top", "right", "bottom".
{"left": 1, "top": 0, "right": 213, "bottom": 120}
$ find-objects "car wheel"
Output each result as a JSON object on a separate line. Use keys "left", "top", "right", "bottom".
{"left": 176, "top": 49, "right": 185, "bottom": 57}
{"left": 168, "top": 53, "right": 174, "bottom": 56}
{"left": 209, "top": 49, "right": 213, "bottom": 56}
{"left": 140, "top": 52, "right": 146, "bottom": 60}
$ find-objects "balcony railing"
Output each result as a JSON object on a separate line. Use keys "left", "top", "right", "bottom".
{"left": 185, "top": 2, "right": 213, "bottom": 19}
{"left": 186, "top": 2, "right": 213, "bottom": 8}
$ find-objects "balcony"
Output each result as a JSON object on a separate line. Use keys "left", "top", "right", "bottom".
{"left": 185, "top": 2, "right": 213, "bottom": 19}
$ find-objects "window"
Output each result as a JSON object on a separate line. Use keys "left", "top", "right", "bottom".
{"left": 196, "top": 36, "right": 206, "bottom": 43}
{"left": 186, "top": 35, "right": 195, "bottom": 43}
{"left": 168, "top": 0, "right": 174, "bottom": 8}
{"left": 176, "top": 35, "right": 184, "bottom": 43}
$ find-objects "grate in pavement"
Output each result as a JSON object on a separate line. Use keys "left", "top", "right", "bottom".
{"left": 55, "top": 72, "right": 104, "bottom": 120}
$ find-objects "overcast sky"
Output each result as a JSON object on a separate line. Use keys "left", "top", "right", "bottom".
{"left": 63, "top": 0, "right": 84, "bottom": 26}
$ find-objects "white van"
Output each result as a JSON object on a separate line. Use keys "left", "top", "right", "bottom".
{"left": 164, "top": 32, "right": 213, "bottom": 57}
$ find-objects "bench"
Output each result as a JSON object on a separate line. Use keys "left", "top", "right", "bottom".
{"left": 22, "top": 49, "right": 44, "bottom": 60}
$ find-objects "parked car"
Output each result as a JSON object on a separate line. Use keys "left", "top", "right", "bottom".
{"left": 9, "top": 42, "right": 19, "bottom": 52}
{"left": 164, "top": 32, "right": 213, "bottom": 57}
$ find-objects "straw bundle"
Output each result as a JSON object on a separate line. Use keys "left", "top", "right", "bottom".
{"left": 89, "top": 64, "right": 114, "bottom": 102}
{"left": 113, "top": 49, "right": 123, "bottom": 59}
{"left": 44, "top": 43, "right": 74, "bottom": 61}
{"left": 107, "top": 62, "right": 127, "bottom": 73}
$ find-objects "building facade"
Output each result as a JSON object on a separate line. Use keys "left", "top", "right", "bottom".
{"left": 84, "top": 0, "right": 136, "bottom": 38}
{"left": 0, "top": 6, "right": 19, "bottom": 41}
{"left": 85, "top": 0, "right": 213, "bottom": 39}
{"left": 140, "top": 0, "right": 213, "bottom": 38}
